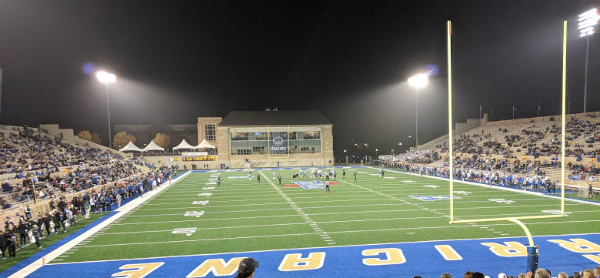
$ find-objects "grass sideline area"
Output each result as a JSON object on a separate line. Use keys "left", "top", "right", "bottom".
{"left": 0, "top": 212, "right": 106, "bottom": 272}
{"left": 48, "top": 167, "right": 600, "bottom": 264}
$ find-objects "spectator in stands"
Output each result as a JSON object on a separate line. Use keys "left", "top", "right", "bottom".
{"left": 0, "top": 230, "right": 6, "bottom": 259}
{"left": 471, "top": 272, "right": 485, "bottom": 278}
{"left": 582, "top": 269, "right": 597, "bottom": 278}
{"left": 535, "top": 268, "right": 550, "bottom": 278}
{"left": 235, "top": 257, "right": 259, "bottom": 278}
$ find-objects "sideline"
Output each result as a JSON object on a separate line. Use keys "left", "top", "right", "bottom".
{"left": 369, "top": 166, "right": 600, "bottom": 207}
{"left": 7, "top": 171, "right": 191, "bottom": 278}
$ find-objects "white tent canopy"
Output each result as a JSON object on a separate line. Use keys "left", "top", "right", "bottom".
{"left": 173, "top": 139, "right": 197, "bottom": 151}
{"left": 143, "top": 140, "right": 165, "bottom": 152}
{"left": 118, "top": 141, "right": 144, "bottom": 152}
{"left": 196, "top": 139, "right": 216, "bottom": 149}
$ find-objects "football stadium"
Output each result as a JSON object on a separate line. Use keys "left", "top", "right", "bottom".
{"left": 1, "top": 2, "right": 600, "bottom": 278}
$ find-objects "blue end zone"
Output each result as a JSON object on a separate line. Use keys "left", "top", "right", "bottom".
{"left": 23, "top": 233, "right": 600, "bottom": 278}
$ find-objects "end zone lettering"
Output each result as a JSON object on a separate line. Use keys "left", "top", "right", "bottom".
{"left": 107, "top": 236, "right": 600, "bottom": 277}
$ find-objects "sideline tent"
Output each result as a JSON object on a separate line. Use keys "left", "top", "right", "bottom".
{"left": 173, "top": 139, "right": 197, "bottom": 151}
{"left": 118, "top": 141, "right": 144, "bottom": 152}
{"left": 143, "top": 140, "right": 165, "bottom": 152}
{"left": 196, "top": 139, "right": 216, "bottom": 149}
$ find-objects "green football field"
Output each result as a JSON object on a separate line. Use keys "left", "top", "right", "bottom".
{"left": 55, "top": 167, "right": 600, "bottom": 263}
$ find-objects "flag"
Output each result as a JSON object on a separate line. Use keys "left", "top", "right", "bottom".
{"left": 513, "top": 106, "right": 518, "bottom": 112}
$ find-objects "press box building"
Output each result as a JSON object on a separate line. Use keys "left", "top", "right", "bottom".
{"left": 197, "top": 111, "right": 333, "bottom": 168}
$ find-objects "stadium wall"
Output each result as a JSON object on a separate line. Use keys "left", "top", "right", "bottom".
{"left": 418, "top": 116, "right": 484, "bottom": 150}
{"left": 485, "top": 111, "right": 600, "bottom": 127}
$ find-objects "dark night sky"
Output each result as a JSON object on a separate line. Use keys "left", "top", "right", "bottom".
{"left": 0, "top": 1, "right": 599, "bottom": 156}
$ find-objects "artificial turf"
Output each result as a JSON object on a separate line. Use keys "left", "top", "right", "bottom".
{"left": 54, "top": 167, "right": 600, "bottom": 263}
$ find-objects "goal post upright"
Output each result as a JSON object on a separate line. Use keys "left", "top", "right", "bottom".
{"left": 447, "top": 20, "right": 569, "bottom": 273}
{"left": 560, "top": 20, "right": 567, "bottom": 215}
{"left": 447, "top": 20, "right": 455, "bottom": 223}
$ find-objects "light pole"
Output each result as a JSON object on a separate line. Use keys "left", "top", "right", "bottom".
{"left": 408, "top": 73, "right": 428, "bottom": 148}
{"left": 96, "top": 71, "right": 117, "bottom": 148}
{"left": 344, "top": 149, "right": 347, "bottom": 165}
{"left": 375, "top": 148, "right": 378, "bottom": 158}
{"left": 579, "top": 8, "right": 599, "bottom": 113}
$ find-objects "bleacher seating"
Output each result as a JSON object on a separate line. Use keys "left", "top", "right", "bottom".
{"left": 400, "top": 112, "right": 600, "bottom": 191}
{"left": 0, "top": 125, "right": 150, "bottom": 219}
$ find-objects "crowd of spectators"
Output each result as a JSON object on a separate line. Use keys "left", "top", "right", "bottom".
{"left": 0, "top": 126, "right": 148, "bottom": 210}
{"left": 415, "top": 267, "right": 599, "bottom": 278}
{"left": 0, "top": 165, "right": 178, "bottom": 259}
{"left": 389, "top": 114, "right": 600, "bottom": 189}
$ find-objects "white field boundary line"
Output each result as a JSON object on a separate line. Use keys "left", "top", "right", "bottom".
{"left": 101, "top": 222, "right": 310, "bottom": 235}
{"left": 113, "top": 214, "right": 302, "bottom": 225}
{"left": 401, "top": 197, "right": 571, "bottom": 204}
{"left": 165, "top": 184, "right": 272, "bottom": 189}
{"left": 140, "top": 197, "right": 390, "bottom": 207}
{"left": 112, "top": 206, "right": 600, "bottom": 228}
{"left": 105, "top": 214, "right": 491, "bottom": 235}
{"left": 258, "top": 170, "right": 336, "bottom": 245}
{"left": 151, "top": 193, "right": 283, "bottom": 200}
{"left": 127, "top": 202, "right": 583, "bottom": 219}
{"left": 126, "top": 207, "right": 298, "bottom": 217}
{"left": 375, "top": 188, "right": 575, "bottom": 195}
{"left": 152, "top": 191, "right": 282, "bottom": 197}
{"left": 144, "top": 194, "right": 378, "bottom": 204}
{"left": 78, "top": 232, "right": 322, "bottom": 248}
{"left": 69, "top": 219, "right": 600, "bottom": 249}
{"left": 49, "top": 229, "right": 600, "bottom": 266}
{"left": 9, "top": 171, "right": 192, "bottom": 278}
{"left": 135, "top": 202, "right": 290, "bottom": 210}
{"left": 92, "top": 216, "right": 449, "bottom": 235}
{"left": 368, "top": 166, "right": 600, "bottom": 207}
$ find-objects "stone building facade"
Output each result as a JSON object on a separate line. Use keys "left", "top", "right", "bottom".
{"left": 197, "top": 111, "right": 334, "bottom": 168}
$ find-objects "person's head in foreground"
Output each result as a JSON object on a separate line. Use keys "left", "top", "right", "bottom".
{"left": 235, "top": 257, "right": 259, "bottom": 278}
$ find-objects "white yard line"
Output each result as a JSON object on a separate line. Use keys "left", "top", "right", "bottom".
{"left": 78, "top": 232, "right": 322, "bottom": 248}
{"left": 9, "top": 171, "right": 191, "bottom": 278}
{"left": 369, "top": 167, "right": 600, "bottom": 207}
{"left": 135, "top": 202, "right": 289, "bottom": 210}
{"left": 101, "top": 222, "right": 308, "bottom": 235}
{"left": 113, "top": 214, "right": 301, "bottom": 226}
{"left": 258, "top": 170, "right": 336, "bottom": 245}
{"left": 336, "top": 177, "right": 448, "bottom": 219}
{"left": 68, "top": 218, "right": 600, "bottom": 249}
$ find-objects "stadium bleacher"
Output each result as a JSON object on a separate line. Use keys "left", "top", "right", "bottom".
{"left": 392, "top": 112, "right": 600, "bottom": 192}
{"left": 0, "top": 125, "right": 154, "bottom": 220}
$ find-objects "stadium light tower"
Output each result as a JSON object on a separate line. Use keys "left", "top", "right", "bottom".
{"left": 408, "top": 73, "right": 428, "bottom": 147}
{"left": 579, "top": 8, "right": 600, "bottom": 113}
{"left": 96, "top": 70, "right": 117, "bottom": 149}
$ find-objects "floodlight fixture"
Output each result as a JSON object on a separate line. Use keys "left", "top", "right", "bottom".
{"left": 96, "top": 70, "right": 117, "bottom": 84}
{"left": 578, "top": 8, "right": 598, "bottom": 113}
{"left": 408, "top": 73, "right": 428, "bottom": 89}
{"left": 95, "top": 70, "right": 117, "bottom": 149}
{"left": 407, "top": 73, "right": 428, "bottom": 147}
{"left": 579, "top": 8, "right": 599, "bottom": 37}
